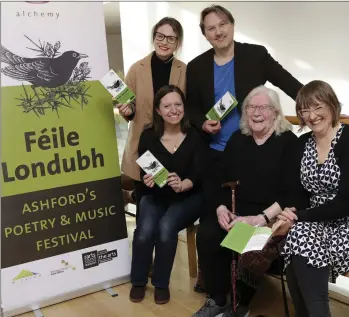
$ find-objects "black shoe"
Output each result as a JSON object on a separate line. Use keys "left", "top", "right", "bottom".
{"left": 154, "top": 287, "right": 170, "bottom": 304}
{"left": 129, "top": 285, "right": 145, "bottom": 302}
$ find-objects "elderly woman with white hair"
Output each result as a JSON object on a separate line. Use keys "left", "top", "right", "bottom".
{"left": 194, "top": 85, "right": 303, "bottom": 317}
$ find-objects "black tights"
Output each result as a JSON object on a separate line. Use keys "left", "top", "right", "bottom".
{"left": 236, "top": 279, "right": 257, "bottom": 306}
{"left": 286, "top": 255, "right": 330, "bottom": 317}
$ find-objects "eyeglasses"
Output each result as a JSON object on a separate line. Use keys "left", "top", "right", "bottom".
{"left": 246, "top": 104, "right": 273, "bottom": 113}
{"left": 298, "top": 106, "right": 326, "bottom": 119}
{"left": 155, "top": 32, "right": 178, "bottom": 44}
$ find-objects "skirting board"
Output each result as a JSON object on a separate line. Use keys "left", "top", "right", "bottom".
{"left": 329, "top": 276, "right": 349, "bottom": 305}
{"left": 3, "top": 275, "right": 130, "bottom": 317}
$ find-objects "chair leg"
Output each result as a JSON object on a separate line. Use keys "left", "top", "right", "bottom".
{"left": 194, "top": 263, "right": 206, "bottom": 293}
{"left": 187, "top": 226, "right": 198, "bottom": 278}
{"left": 278, "top": 253, "right": 290, "bottom": 317}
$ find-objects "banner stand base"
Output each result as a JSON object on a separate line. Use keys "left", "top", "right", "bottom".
{"left": 33, "top": 309, "right": 44, "bottom": 317}
{"left": 104, "top": 287, "right": 118, "bottom": 297}
{"left": 3, "top": 275, "right": 130, "bottom": 317}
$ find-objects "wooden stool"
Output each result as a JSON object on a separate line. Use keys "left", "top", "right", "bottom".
{"left": 186, "top": 223, "right": 199, "bottom": 278}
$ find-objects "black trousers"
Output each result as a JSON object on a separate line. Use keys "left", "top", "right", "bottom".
{"left": 197, "top": 147, "right": 264, "bottom": 306}
{"left": 197, "top": 215, "right": 232, "bottom": 299}
{"left": 286, "top": 255, "right": 330, "bottom": 317}
{"left": 197, "top": 146, "right": 232, "bottom": 300}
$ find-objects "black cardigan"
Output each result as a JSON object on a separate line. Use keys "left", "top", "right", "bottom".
{"left": 214, "top": 130, "right": 303, "bottom": 217}
{"left": 186, "top": 42, "right": 303, "bottom": 138}
{"left": 295, "top": 124, "right": 349, "bottom": 222}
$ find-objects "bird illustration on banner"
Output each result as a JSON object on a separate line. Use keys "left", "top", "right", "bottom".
{"left": 1, "top": 46, "right": 87, "bottom": 88}
{"left": 1, "top": 35, "right": 89, "bottom": 88}
{"left": 0, "top": 35, "right": 92, "bottom": 117}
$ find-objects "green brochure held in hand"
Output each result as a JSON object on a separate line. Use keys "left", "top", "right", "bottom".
{"left": 206, "top": 91, "right": 238, "bottom": 121}
{"left": 136, "top": 150, "right": 169, "bottom": 188}
{"left": 100, "top": 69, "right": 136, "bottom": 104}
{"left": 220, "top": 222, "right": 273, "bottom": 254}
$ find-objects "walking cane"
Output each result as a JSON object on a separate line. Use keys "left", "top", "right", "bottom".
{"left": 222, "top": 181, "right": 240, "bottom": 313}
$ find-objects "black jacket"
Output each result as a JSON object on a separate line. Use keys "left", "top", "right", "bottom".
{"left": 186, "top": 41, "right": 303, "bottom": 134}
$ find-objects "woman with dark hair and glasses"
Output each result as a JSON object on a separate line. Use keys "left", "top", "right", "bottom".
{"left": 116, "top": 17, "right": 186, "bottom": 214}
{"left": 129, "top": 85, "right": 206, "bottom": 304}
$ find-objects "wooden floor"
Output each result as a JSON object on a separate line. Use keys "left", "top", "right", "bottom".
{"left": 17, "top": 215, "right": 349, "bottom": 317}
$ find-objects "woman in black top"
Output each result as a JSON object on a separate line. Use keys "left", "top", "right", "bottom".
{"left": 278, "top": 80, "right": 349, "bottom": 317}
{"left": 193, "top": 85, "right": 302, "bottom": 317}
{"left": 129, "top": 85, "right": 206, "bottom": 305}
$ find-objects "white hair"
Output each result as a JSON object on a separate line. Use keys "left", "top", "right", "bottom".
{"left": 240, "top": 85, "right": 292, "bottom": 136}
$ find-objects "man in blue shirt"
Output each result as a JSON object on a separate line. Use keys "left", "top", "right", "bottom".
{"left": 211, "top": 58, "right": 239, "bottom": 152}
{"left": 186, "top": 4, "right": 302, "bottom": 317}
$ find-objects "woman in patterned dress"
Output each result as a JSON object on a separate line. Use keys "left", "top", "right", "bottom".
{"left": 278, "top": 80, "right": 349, "bottom": 317}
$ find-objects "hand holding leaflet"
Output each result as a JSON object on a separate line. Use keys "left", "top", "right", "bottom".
{"left": 206, "top": 91, "right": 238, "bottom": 121}
{"left": 221, "top": 222, "right": 274, "bottom": 254}
{"left": 136, "top": 150, "right": 169, "bottom": 188}
{"left": 100, "top": 69, "right": 136, "bottom": 104}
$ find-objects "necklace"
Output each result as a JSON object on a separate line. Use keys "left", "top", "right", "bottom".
{"left": 172, "top": 139, "right": 180, "bottom": 153}
{"left": 173, "top": 133, "right": 186, "bottom": 152}
{"left": 161, "top": 133, "right": 185, "bottom": 153}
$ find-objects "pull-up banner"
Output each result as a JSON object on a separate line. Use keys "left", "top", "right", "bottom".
{"left": 1, "top": 2, "right": 130, "bottom": 316}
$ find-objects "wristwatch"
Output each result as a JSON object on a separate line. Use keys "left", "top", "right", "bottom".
{"left": 262, "top": 211, "right": 270, "bottom": 224}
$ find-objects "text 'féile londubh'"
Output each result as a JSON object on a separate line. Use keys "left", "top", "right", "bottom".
{"left": 16, "top": 10, "right": 60, "bottom": 19}
{"left": 1, "top": 127, "right": 105, "bottom": 182}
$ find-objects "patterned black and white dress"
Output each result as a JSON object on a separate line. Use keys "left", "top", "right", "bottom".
{"left": 282, "top": 124, "right": 349, "bottom": 282}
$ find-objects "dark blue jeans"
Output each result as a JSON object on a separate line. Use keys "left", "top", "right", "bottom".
{"left": 131, "top": 193, "right": 202, "bottom": 288}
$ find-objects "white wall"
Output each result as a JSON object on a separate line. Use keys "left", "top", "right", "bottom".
{"left": 119, "top": 1, "right": 349, "bottom": 116}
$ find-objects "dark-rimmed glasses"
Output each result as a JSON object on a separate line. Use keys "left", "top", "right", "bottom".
{"left": 155, "top": 32, "right": 177, "bottom": 44}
